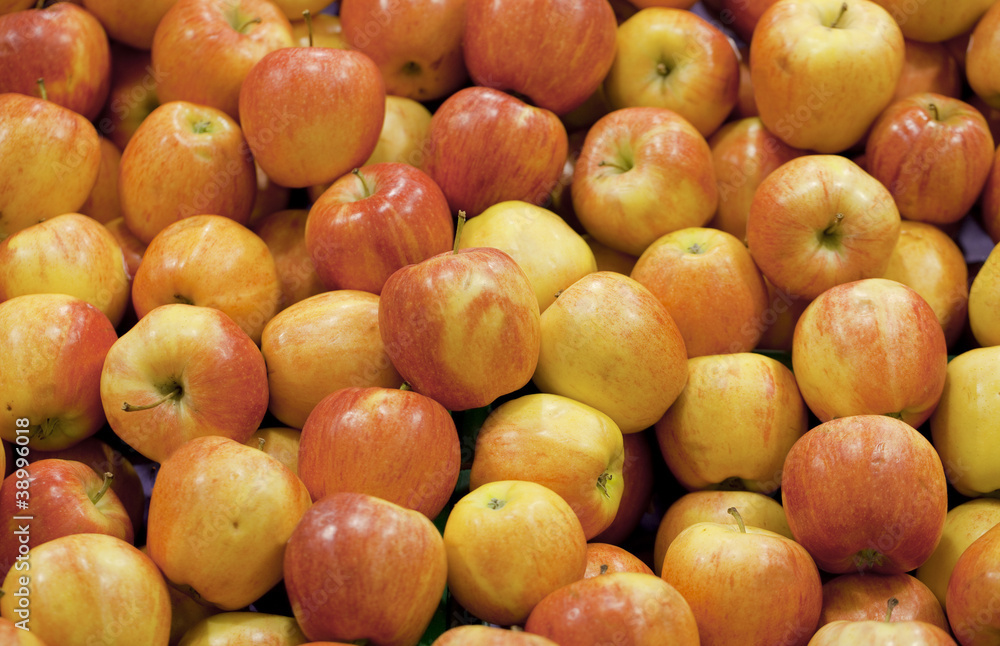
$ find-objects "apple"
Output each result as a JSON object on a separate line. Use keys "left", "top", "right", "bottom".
{"left": 291, "top": 11, "right": 345, "bottom": 48}
{"left": 929, "top": 346, "right": 1000, "bottom": 498}
{"left": 916, "top": 498, "right": 1000, "bottom": 610}
{"left": 470, "top": 393, "right": 625, "bottom": 539}
{"left": 443, "top": 480, "right": 588, "bottom": 626}
{"left": 0, "top": 617, "right": 46, "bottom": 645}
{"left": 268, "top": 0, "right": 331, "bottom": 20}
{"left": 249, "top": 162, "right": 292, "bottom": 225}
{"left": 298, "top": 386, "right": 461, "bottom": 520}
{"left": 584, "top": 234, "right": 638, "bottom": 276}
{"left": 0, "top": 91, "right": 101, "bottom": 240}
{"left": 104, "top": 216, "right": 147, "bottom": 279}
{"left": 969, "top": 241, "right": 1000, "bottom": 347}
{"left": 0, "top": 2, "right": 111, "bottom": 121}
{"left": 284, "top": 492, "right": 447, "bottom": 644}
{"left": 156, "top": 566, "right": 222, "bottom": 646}
{"left": 251, "top": 209, "right": 325, "bottom": 309}
{"left": 710, "top": 0, "right": 780, "bottom": 43}
{"left": 0, "top": 294, "right": 117, "bottom": 451}
{"left": 791, "top": 278, "right": 948, "bottom": 426}
{"left": 119, "top": 100, "right": 257, "bottom": 245}
{"left": 81, "top": 0, "right": 180, "bottom": 50}
{"left": 983, "top": 143, "right": 1000, "bottom": 244}
{"left": 260, "top": 290, "right": 403, "bottom": 429}
{"left": 820, "top": 573, "right": 949, "bottom": 630}
{"left": 754, "top": 277, "right": 812, "bottom": 352}
{"left": 893, "top": 40, "right": 962, "bottom": 102}
{"left": 733, "top": 44, "right": 759, "bottom": 119}
{"left": 653, "top": 490, "right": 793, "bottom": 576}
{"left": 463, "top": 0, "right": 618, "bottom": 116}
{"left": 78, "top": 136, "right": 122, "bottom": 225}
{"left": 750, "top": 0, "right": 905, "bottom": 153}
{"left": 238, "top": 46, "right": 385, "bottom": 189}
{"left": 421, "top": 86, "right": 569, "bottom": 218}
{"left": 176, "top": 612, "right": 308, "bottom": 645}
{"left": 661, "top": 507, "right": 823, "bottom": 646}
{"left": 0, "top": 459, "right": 133, "bottom": 583}
{"left": 781, "top": 415, "right": 949, "bottom": 574}
{"left": 340, "top": 0, "right": 467, "bottom": 101}
{"left": 244, "top": 426, "right": 300, "bottom": 475}
{"left": 362, "top": 95, "right": 432, "bottom": 168}
{"left": 531, "top": 271, "right": 688, "bottom": 434}
{"left": 870, "top": 0, "right": 995, "bottom": 42}
{"left": 708, "top": 116, "right": 806, "bottom": 241}
{"left": 946, "top": 521, "right": 1000, "bottom": 646}
{"left": 0, "top": 533, "right": 171, "bottom": 646}
{"left": 571, "top": 106, "right": 718, "bottom": 257}
{"left": 305, "top": 162, "right": 454, "bottom": 294}
{"left": 148, "top": 435, "right": 312, "bottom": 610}
{"left": 604, "top": 7, "right": 740, "bottom": 137}
{"left": 591, "top": 430, "right": 655, "bottom": 545}
{"left": 0, "top": 213, "right": 131, "bottom": 328}
{"left": 866, "top": 93, "right": 994, "bottom": 225}
{"left": 964, "top": 1, "right": 1000, "bottom": 109}
{"left": 100, "top": 303, "right": 269, "bottom": 463}
{"left": 456, "top": 200, "right": 597, "bottom": 313}
{"left": 585, "top": 543, "right": 654, "bottom": 578}
{"left": 432, "top": 625, "right": 558, "bottom": 645}
{"left": 525, "top": 572, "right": 700, "bottom": 645}
{"left": 379, "top": 242, "right": 541, "bottom": 412}
{"left": 131, "top": 214, "right": 282, "bottom": 344}
{"left": 631, "top": 226, "right": 770, "bottom": 356}
{"left": 97, "top": 43, "right": 161, "bottom": 152}
{"left": 655, "top": 352, "right": 808, "bottom": 493}
{"left": 151, "top": 0, "right": 294, "bottom": 121}
{"left": 748, "top": 155, "right": 902, "bottom": 301}
{"left": 809, "top": 598, "right": 958, "bottom": 645}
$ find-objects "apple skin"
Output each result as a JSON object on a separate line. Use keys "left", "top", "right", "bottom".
{"left": 284, "top": 492, "right": 447, "bottom": 645}
{"left": 421, "top": 86, "right": 569, "bottom": 218}
{"left": 305, "top": 162, "right": 454, "bottom": 295}
{"left": 148, "top": 435, "right": 313, "bottom": 611}
{"left": 176, "top": 612, "right": 309, "bottom": 646}
{"left": 379, "top": 246, "right": 541, "bottom": 412}
{"left": 946, "top": 522, "right": 1000, "bottom": 646}
{"left": 708, "top": 0, "right": 779, "bottom": 43}
{"left": 965, "top": 0, "right": 1000, "bottom": 109}
{"left": 791, "top": 278, "right": 948, "bottom": 427}
{"left": 929, "top": 346, "right": 1000, "bottom": 498}
{"left": 261, "top": 290, "right": 403, "bottom": 430}
{"left": 0, "top": 533, "right": 171, "bottom": 646}
{"left": 893, "top": 40, "right": 963, "bottom": 102}
{"left": 532, "top": 271, "right": 688, "bottom": 434}
{"left": 865, "top": 93, "right": 995, "bottom": 225}
{"left": 0, "top": 294, "right": 118, "bottom": 451}
{"left": 0, "top": 2, "right": 111, "bottom": 121}
{"left": 131, "top": 214, "right": 282, "bottom": 345}
{"left": 808, "top": 614, "right": 958, "bottom": 645}
{"left": 525, "top": 572, "right": 700, "bottom": 645}
{"left": 661, "top": 515, "right": 824, "bottom": 646}
{"left": 469, "top": 393, "right": 625, "bottom": 540}
{"left": 340, "top": 0, "right": 467, "bottom": 102}
{"left": 239, "top": 46, "right": 385, "bottom": 189}
{"left": 118, "top": 100, "right": 257, "bottom": 245}
{"left": 79, "top": 136, "right": 123, "bottom": 225}
{"left": 969, "top": 241, "right": 1000, "bottom": 347}
{"left": 0, "top": 617, "right": 46, "bottom": 645}
{"left": 750, "top": 0, "right": 905, "bottom": 153}
{"left": 653, "top": 490, "right": 793, "bottom": 576}
{"left": 881, "top": 221, "right": 969, "bottom": 348}
{"left": 781, "top": 415, "right": 949, "bottom": 574}
{"left": 603, "top": 7, "right": 740, "bottom": 137}
{"left": 754, "top": 277, "right": 812, "bottom": 352}
{"left": 0, "top": 459, "right": 133, "bottom": 583}
{"left": 571, "top": 106, "right": 718, "bottom": 257}
{"left": 0, "top": 92, "right": 101, "bottom": 241}
{"left": 100, "top": 303, "right": 269, "bottom": 464}
{"left": 746, "top": 155, "right": 901, "bottom": 302}
{"left": 463, "top": 0, "right": 618, "bottom": 116}
{"left": 443, "top": 480, "right": 588, "bottom": 627}
{"left": 251, "top": 209, "right": 325, "bottom": 309}
{"left": 982, "top": 144, "right": 1000, "bottom": 245}
{"left": 585, "top": 543, "right": 654, "bottom": 578}
{"left": 298, "top": 386, "right": 461, "bottom": 520}
{"left": 80, "top": 0, "right": 180, "bottom": 50}
{"left": 432, "top": 625, "right": 559, "bottom": 645}
{"left": 245, "top": 426, "right": 300, "bottom": 475}
{"left": 820, "top": 573, "right": 949, "bottom": 630}
{"left": 591, "top": 430, "right": 655, "bottom": 545}
{"left": 104, "top": 217, "right": 146, "bottom": 279}
{"left": 631, "top": 226, "right": 770, "bottom": 357}
{"left": 362, "top": 95, "right": 432, "bottom": 168}
{"left": 98, "top": 44, "right": 161, "bottom": 152}
{"left": 870, "top": 0, "right": 994, "bottom": 42}
{"left": 151, "top": 0, "right": 295, "bottom": 121}
{"left": 655, "top": 352, "right": 808, "bottom": 493}
{"left": 917, "top": 498, "right": 1000, "bottom": 610}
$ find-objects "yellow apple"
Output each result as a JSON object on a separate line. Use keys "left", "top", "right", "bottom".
{"left": 177, "top": 612, "right": 308, "bottom": 645}
{"left": 968, "top": 241, "right": 1000, "bottom": 347}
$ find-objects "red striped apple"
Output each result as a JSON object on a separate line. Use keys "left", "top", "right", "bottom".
{"left": 946, "top": 522, "right": 1000, "bottom": 646}
{"left": 820, "top": 573, "right": 948, "bottom": 630}
{"left": 584, "top": 543, "right": 653, "bottom": 578}
{"left": 810, "top": 598, "right": 957, "bottom": 645}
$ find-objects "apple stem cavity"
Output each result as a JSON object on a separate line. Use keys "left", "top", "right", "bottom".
{"left": 89, "top": 472, "right": 115, "bottom": 505}
{"left": 236, "top": 16, "right": 262, "bottom": 33}
{"left": 29, "top": 418, "right": 59, "bottom": 442}
{"left": 852, "top": 548, "right": 886, "bottom": 570}
{"left": 122, "top": 386, "right": 182, "bottom": 412}
{"left": 453, "top": 210, "right": 467, "bottom": 254}
{"left": 885, "top": 597, "right": 899, "bottom": 622}
{"left": 830, "top": 1, "right": 848, "bottom": 28}
{"left": 727, "top": 507, "right": 747, "bottom": 533}
{"left": 302, "top": 9, "right": 314, "bottom": 46}
{"left": 401, "top": 61, "right": 422, "bottom": 77}
{"left": 36, "top": 78, "right": 47, "bottom": 102}
{"left": 596, "top": 472, "right": 614, "bottom": 498}
{"left": 487, "top": 497, "right": 506, "bottom": 510}
{"left": 192, "top": 120, "right": 213, "bottom": 135}
{"left": 353, "top": 168, "right": 372, "bottom": 198}
{"left": 600, "top": 564, "right": 609, "bottom": 575}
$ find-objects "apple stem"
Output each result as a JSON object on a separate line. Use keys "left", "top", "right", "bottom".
{"left": 656, "top": 61, "right": 670, "bottom": 78}
{"left": 452, "top": 210, "right": 467, "bottom": 254}
{"left": 236, "top": 16, "right": 262, "bottom": 33}
{"left": 830, "top": 1, "right": 848, "bottom": 28}
{"left": 727, "top": 507, "right": 747, "bottom": 533}
{"left": 596, "top": 472, "right": 614, "bottom": 498}
{"left": 487, "top": 497, "right": 505, "bottom": 510}
{"left": 36, "top": 78, "right": 47, "bottom": 102}
{"left": 399, "top": 382, "right": 411, "bottom": 391}
{"left": 302, "top": 9, "right": 314, "bottom": 47}
{"left": 89, "top": 472, "right": 115, "bottom": 505}
{"left": 824, "top": 212, "right": 845, "bottom": 236}
{"left": 122, "top": 386, "right": 182, "bottom": 412}
{"left": 353, "top": 168, "right": 372, "bottom": 198}
{"left": 34, "top": 0, "right": 43, "bottom": 9}
{"left": 598, "top": 160, "right": 630, "bottom": 173}
{"left": 257, "top": 437, "right": 266, "bottom": 451}
{"left": 928, "top": 103, "right": 939, "bottom": 121}
{"left": 600, "top": 564, "right": 609, "bottom": 575}
{"left": 885, "top": 597, "right": 899, "bottom": 622}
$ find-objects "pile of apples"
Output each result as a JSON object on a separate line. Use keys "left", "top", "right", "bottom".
{"left": 2, "top": 0, "right": 1000, "bottom": 643}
